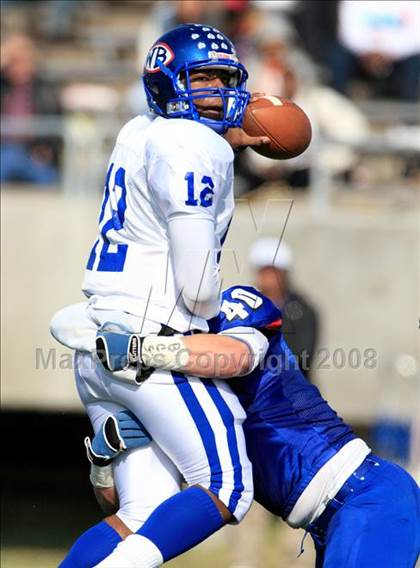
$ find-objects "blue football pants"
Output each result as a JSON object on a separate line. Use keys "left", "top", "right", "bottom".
{"left": 311, "top": 456, "right": 420, "bottom": 568}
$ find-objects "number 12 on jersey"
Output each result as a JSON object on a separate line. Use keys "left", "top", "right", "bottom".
{"left": 86, "top": 163, "right": 128, "bottom": 272}
{"left": 184, "top": 172, "right": 214, "bottom": 208}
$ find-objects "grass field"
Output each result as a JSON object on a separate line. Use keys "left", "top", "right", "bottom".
{"left": 1, "top": 508, "right": 317, "bottom": 568}
{"left": 1, "top": 547, "right": 228, "bottom": 568}
{"left": 2, "top": 460, "right": 316, "bottom": 568}
{"left": 1, "top": 546, "right": 233, "bottom": 568}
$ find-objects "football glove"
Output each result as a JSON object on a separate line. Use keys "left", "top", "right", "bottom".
{"left": 96, "top": 323, "right": 178, "bottom": 382}
{"left": 85, "top": 410, "right": 152, "bottom": 466}
{"left": 96, "top": 328, "right": 142, "bottom": 373}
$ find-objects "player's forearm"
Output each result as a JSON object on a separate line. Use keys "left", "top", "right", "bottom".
{"left": 94, "top": 486, "right": 119, "bottom": 515}
{"left": 141, "top": 333, "right": 252, "bottom": 378}
{"left": 182, "top": 334, "right": 252, "bottom": 377}
{"left": 89, "top": 463, "right": 119, "bottom": 514}
{"left": 169, "top": 217, "right": 221, "bottom": 319}
{"left": 97, "top": 325, "right": 268, "bottom": 379}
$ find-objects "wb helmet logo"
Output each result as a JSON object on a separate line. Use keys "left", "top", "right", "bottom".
{"left": 145, "top": 42, "right": 175, "bottom": 73}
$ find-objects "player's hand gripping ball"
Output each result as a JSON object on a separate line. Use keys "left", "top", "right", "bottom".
{"left": 242, "top": 96, "right": 312, "bottom": 159}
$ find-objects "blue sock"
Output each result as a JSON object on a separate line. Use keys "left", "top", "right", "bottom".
{"left": 137, "top": 486, "right": 225, "bottom": 561}
{"left": 59, "top": 520, "right": 122, "bottom": 567}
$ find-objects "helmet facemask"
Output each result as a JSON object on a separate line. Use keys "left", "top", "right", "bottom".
{"left": 144, "top": 59, "right": 250, "bottom": 134}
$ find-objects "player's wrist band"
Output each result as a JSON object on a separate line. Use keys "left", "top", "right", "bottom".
{"left": 89, "top": 463, "right": 114, "bottom": 488}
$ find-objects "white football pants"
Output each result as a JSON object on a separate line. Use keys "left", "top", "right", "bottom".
{"left": 75, "top": 349, "right": 253, "bottom": 529}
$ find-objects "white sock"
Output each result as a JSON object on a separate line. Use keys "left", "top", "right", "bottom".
{"left": 93, "top": 534, "right": 164, "bottom": 568}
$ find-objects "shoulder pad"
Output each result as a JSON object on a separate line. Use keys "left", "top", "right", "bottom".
{"left": 147, "top": 118, "right": 233, "bottom": 161}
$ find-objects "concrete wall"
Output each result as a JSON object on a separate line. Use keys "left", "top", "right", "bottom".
{"left": 2, "top": 189, "right": 418, "bottom": 421}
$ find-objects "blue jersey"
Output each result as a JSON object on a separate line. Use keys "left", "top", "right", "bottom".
{"left": 208, "top": 286, "right": 356, "bottom": 519}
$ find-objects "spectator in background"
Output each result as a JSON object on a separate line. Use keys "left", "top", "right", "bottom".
{"left": 152, "top": 0, "right": 226, "bottom": 36}
{"left": 296, "top": 0, "right": 419, "bottom": 101}
{"left": 293, "top": 0, "right": 339, "bottom": 69}
{"left": 226, "top": 0, "right": 296, "bottom": 70}
{"left": 235, "top": 37, "right": 369, "bottom": 193}
{"left": 224, "top": 3, "right": 262, "bottom": 64}
{"left": 0, "top": 34, "right": 62, "bottom": 185}
{"left": 334, "top": 0, "right": 420, "bottom": 101}
{"left": 249, "top": 237, "right": 319, "bottom": 381}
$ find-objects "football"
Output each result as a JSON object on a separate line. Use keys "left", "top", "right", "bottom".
{"left": 242, "top": 96, "right": 312, "bottom": 159}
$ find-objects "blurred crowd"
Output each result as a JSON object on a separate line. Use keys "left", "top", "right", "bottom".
{"left": 1, "top": 0, "right": 419, "bottom": 188}
{"left": 1, "top": 33, "right": 62, "bottom": 183}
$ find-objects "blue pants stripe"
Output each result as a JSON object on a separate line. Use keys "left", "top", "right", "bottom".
{"left": 202, "top": 379, "right": 244, "bottom": 514}
{"left": 171, "top": 372, "right": 223, "bottom": 496}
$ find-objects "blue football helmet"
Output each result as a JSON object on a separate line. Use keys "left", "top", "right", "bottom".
{"left": 143, "top": 23, "right": 250, "bottom": 134}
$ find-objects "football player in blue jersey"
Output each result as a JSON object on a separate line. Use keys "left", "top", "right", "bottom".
{"left": 87, "top": 285, "right": 419, "bottom": 568}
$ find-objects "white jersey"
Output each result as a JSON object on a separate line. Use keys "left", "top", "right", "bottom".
{"left": 82, "top": 115, "right": 235, "bottom": 332}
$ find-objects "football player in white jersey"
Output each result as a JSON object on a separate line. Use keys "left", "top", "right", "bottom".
{"left": 52, "top": 23, "right": 270, "bottom": 568}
